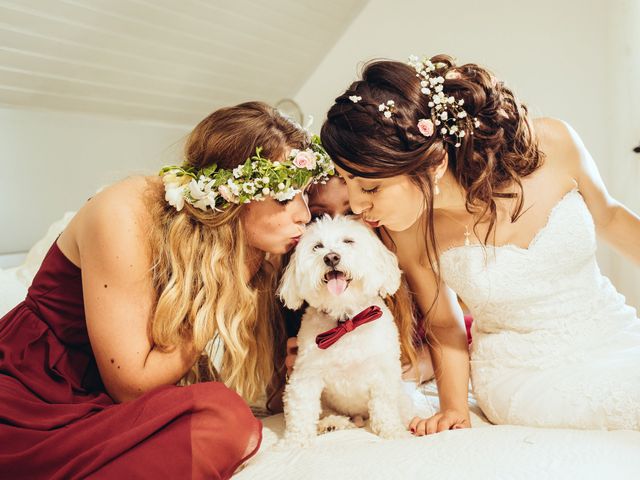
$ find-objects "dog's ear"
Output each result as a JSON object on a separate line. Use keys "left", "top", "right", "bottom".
{"left": 278, "top": 251, "right": 304, "bottom": 310}
{"left": 376, "top": 244, "right": 401, "bottom": 297}
{"left": 362, "top": 234, "right": 402, "bottom": 298}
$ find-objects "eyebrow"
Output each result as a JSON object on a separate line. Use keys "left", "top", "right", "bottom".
{"left": 337, "top": 170, "right": 355, "bottom": 180}
{"left": 310, "top": 202, "right": 330, "bottom": 209}
{"left": 309, "top": 201, "right": 351, "bottom": 211}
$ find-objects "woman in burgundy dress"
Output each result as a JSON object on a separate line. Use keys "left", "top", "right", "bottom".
{"left": 0, "top": 101, "right": 332, "bottom": 479}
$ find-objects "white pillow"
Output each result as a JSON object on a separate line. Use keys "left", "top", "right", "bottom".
{"left": 0, "top": 211, "right": 77, "bottom": 319}
{"left": 15, "top": 211, "right": 76, "bottom": 286}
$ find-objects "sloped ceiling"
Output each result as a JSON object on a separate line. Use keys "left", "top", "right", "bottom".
{"left": 0, "top": 0, "right": 367, "bottom": 125}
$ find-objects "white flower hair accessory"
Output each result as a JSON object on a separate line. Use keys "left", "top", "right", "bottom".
{"left": 349, "top": 95, "right": 362, "bottom": 103}
{"left": 159, "top": 135, "right": 334, "bottom": 212}
{"left": 407, "top": 55, "right": 480, "bottom": 147}
{"left": 378, "top": 100, "right": 396, "bottom": 118}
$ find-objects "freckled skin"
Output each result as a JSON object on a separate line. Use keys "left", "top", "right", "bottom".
{"left": 53, "top": 175, "right": 313, "bottom": 403}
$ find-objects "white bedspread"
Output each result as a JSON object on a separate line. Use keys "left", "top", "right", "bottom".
{"left": 236, "top": 382, "right": 640, "bottom": 479}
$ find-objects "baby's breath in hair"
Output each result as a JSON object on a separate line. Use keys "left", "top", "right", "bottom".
{"left": 378, "top": 99, "right": 396, "bottom": 118}
{"left": 407, "top": 55, "right": 479, "bottom": 147}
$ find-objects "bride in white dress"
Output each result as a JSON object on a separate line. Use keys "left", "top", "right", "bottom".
{"left": 320, "top": 54, "right": 640, "bottom": 433}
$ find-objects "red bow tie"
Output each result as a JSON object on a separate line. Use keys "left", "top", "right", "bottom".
{"left": 315, "top": 305, "right": 383, "bottom": 349}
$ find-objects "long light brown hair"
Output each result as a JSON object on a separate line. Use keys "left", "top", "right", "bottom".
{"left": 146, "top": 101, "right": 309, "bottom": 402}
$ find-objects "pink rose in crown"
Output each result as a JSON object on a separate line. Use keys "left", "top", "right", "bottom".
{"left": 417, "top": 118, "right": 434, "bottom": 137}
{"left": 292, "top": 150, "right": 317, "bottom": 170}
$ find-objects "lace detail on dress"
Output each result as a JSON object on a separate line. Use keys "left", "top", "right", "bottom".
{"left": 440, "top": 189, "right": 640, "bottom": 429}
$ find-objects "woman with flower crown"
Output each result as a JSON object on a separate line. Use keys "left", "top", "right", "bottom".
{"left": 0, "top": 101, "right": 333, "bottom": 478}
{"left": 320, "top": 55, "right": 640, "bottom": 434}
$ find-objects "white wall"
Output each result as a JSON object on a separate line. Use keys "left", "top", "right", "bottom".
{"left": 295, "top": 0, "right": 639, "bottom": 309}
{"left": 0, "top": 0, "right": 637, "bottom": 307}
{"left": 0, "top": 107, "right": 189, "bottom": 253}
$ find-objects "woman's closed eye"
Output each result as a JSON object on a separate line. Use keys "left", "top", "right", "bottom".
{"left": 361, "top": 186, "right": 379, "bottom": 194}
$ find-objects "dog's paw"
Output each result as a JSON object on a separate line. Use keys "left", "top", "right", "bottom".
{"left": 351, "top": 414, "right": 366, "bottom": 428}
{"left": 317, "top": 415, "right": 356, "bottom": 434}
{"left": 374, "top": 425, "right": 412, "bottom": 440}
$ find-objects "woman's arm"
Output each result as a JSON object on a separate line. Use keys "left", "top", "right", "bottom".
{"left": 549, "top": 118, "right": 640, "bottom": 264}
{"left": 75, "top": 185, "right": 199, "bottom": 402}
{"left": 402, "top": 261, "right": 471, "bottom": 434}
{"left": 402, "top": 343, "right": 435, "bottom": 384}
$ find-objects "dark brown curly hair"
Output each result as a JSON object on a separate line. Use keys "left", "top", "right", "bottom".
{"left": 320, "top": 54, "right": 544, "bottom": 317}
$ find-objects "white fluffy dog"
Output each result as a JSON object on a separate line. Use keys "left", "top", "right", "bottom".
{"left": 278, "top": 215, "right": 433, "bottom": 446}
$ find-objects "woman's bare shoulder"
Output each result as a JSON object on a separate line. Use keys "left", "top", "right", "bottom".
{"left": 531, "top": 117, "right": 584, "bottom": 181}
{"left": 59, "top": 176, "right": 160, "bottom": 267}
{"left": 533, "top": 117, "right": 581, "bottom": 161}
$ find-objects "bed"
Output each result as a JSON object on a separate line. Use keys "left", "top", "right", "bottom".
{"left": 2, "top": 214, "right": 639, "bottom": 479}
{"left": 237, "top": 384, "right": 640, "bottom": 479}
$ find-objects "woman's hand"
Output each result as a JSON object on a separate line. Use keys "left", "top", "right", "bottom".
{"left": 285, "top": 337, "right": 298, "bottom": 377}
{"left": 408, "top": 408, "right": 471, "bottom": 436}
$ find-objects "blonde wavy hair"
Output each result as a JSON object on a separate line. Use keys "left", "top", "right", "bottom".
{"left": 145, "top": 101, "right": 309, "bottom": 402}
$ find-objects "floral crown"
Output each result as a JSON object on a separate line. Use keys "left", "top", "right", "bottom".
{"left": 159, "top": 135, "right": 334, "bottom": 212}
{"left": 349, "top": 55, "right": 480, "bottom": 148}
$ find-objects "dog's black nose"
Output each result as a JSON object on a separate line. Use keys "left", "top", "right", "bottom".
{"left": 323, "top": 252, "right": 341, "bottom": 267}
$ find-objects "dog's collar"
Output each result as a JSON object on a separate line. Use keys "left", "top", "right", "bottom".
{"left": 315, "top": 305, "right": 383, "bottom": 349}
{"left": 319, "top": 295, "right": 385, "bottom": 323}
{"left": 320, "top": 309, "right": 350, "bottom": 323}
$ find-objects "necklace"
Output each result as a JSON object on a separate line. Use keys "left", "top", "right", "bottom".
{"left": 437, "top": 209, "right": 473, "bottom": 247}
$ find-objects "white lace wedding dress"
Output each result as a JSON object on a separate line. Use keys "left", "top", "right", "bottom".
{"left": 440, "top": 188, "right": 640, "bottom": 430}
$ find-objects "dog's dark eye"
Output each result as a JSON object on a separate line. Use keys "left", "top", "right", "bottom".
{"left": 313, "top": 242, "right": 324, "bottom": 250}
{"left": 343, "top": 238, "right": 355, "bottom": 245}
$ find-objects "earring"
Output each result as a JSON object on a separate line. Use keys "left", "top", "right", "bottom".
{"left": 434, "top": 176, "right": 441, "bottom": 195}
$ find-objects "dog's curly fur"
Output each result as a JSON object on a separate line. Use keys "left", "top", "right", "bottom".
{"left": 278, "top": 215, "right": 433, "bottom": 446}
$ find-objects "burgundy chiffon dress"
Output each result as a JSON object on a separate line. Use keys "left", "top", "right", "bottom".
{"left": 0, "top": 242, "right": 261, "bottom": 479}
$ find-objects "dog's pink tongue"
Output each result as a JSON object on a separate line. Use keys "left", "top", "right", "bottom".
{"left": 326, "top": 271, "right": 347, "bottom": 296}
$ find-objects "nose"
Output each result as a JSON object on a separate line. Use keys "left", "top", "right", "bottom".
{"left": 323, "top": 252, "right": 341, "bottom": 267}
{"left": 292, "top": 192, "right": 311, "bottom": 224}
{"left": 345, "top": 187, "right": 371, "bottom": 216}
